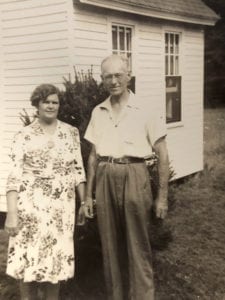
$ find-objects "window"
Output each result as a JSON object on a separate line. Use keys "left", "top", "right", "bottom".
{"left": 165, "top": 32, "right": 181, "bottom": 123}
{"left": 112, "top": 25, "right": 132, "bottom": 70}
{"left": 112, "top": 24, "right": 135, "bottom": 92}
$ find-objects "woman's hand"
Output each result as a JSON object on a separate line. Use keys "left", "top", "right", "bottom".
{"left": 83, "top": 196, "right": 94, "bottom": 219}
{"left": 77, "top": 205, "right": 86, "bottom": 226}
{"left": 5, "top": 212, "right": 20, "bottom": 237}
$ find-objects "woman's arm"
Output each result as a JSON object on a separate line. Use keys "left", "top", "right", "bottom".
{"left": 5, "top": 190, "right": 20, "bottom": 236}
{"left": 5, "top": 131, "right": 24, "bottom": 236}
{"left": 76, "top": 182, "right": 86, "bottom": 204}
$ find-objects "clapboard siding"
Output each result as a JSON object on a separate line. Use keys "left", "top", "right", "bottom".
{"left": 0, "top": 0, "right": 73, "bottom": 210}
{"left": 4, "top": 51, "right": 68, "bottom": 61}
{"left": 0, "top": 1, "right": 206, "bottom": 210}
{"left": 1, "top": 2, "right": 67, "bottom": 20}
{"left": 0, "top": 0, "right": 66, "bottom": 9}
{"left": 72, "top": 4, "right": 108, "bottom": 76}
{"left": 4, "top": 57, "right": 70, "bottom": 71}
{"left": 3, "top": 22, "right": 68, "bottom": 37}
{"left": 0, "top": 5, "right": 5, "bottom": 210}
{"left": 179, "top": 28, "right": 203, "bottom": 177}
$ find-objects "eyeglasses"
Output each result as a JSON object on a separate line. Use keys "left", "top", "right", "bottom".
{"left": 102, "top": 73, "right": 127, "bottom": 82}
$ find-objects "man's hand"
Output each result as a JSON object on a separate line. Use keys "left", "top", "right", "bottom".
{"left": 154, "top": 197, "right": 168, "bottom": 219}
{"left": 5, "top": 212, "right": 20, "bottom": 237}
{"left": 84, "top": 196, "right": 94, "bottom": 219}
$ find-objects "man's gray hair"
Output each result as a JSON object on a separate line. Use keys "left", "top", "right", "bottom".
{"left": 101, "top": 54, "right": 129, "bottom": 71}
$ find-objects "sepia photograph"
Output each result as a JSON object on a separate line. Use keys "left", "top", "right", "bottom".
{"left": 0, "top": 0, "right": 224, "bottom": 299}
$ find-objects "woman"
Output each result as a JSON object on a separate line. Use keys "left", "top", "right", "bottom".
{"left": 4, "top": 84, "right": 86, "bottom": 299}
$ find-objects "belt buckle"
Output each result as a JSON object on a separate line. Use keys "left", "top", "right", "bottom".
{"left": 108, "top": 157, "right": 114, "bottom": 163}
{"left": 117, "top": 157, "right": 123, "bottom": 164}
{"left": 108, "top": 157, "right": 123, "bottom": 163}
{"left": 117, "top": 157, "right": 127, "bottom": 164}
{"left": 107, "top": 157, "right": 127, "bottom": 164}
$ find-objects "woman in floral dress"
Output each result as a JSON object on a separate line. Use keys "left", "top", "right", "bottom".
{"left": 4, "top": 84, "right": 86, "bottom": 300}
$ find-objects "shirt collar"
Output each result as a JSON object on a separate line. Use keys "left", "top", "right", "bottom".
{"left": 99, "top": 90, "right": 139, "bottom": 111}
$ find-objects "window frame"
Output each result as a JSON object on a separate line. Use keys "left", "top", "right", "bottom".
{"left": 164, "top": 30, "right": 183, "bottom": 126}
{"left": 109, "top": 22, "right": 135, "bottom": 92}
{"left": 111, "top": 24, "right": 133, "bottom": 72}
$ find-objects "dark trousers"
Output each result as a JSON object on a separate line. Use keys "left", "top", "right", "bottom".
{"left": 96, "top": 162, "right": 154, "bottom": 300}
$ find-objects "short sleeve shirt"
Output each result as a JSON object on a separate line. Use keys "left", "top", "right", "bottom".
{"left": 84, "top": 91, "right": 167, "bottom": 158}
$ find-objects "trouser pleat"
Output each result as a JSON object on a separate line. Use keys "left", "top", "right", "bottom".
{"left": 96, "top": 162, "right": 154, "bottom": 300}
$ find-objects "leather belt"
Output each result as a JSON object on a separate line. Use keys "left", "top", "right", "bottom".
{"left": 98, "top": 156, "right": 145, "bottom": 164}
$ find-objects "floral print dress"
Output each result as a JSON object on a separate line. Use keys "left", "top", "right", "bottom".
{"left": 6, "top": 119, "right": 86, "bottom": 283}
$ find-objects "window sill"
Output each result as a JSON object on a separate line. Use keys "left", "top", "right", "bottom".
{"left": 166, "top": 121, "right": 184, "bottom": 129}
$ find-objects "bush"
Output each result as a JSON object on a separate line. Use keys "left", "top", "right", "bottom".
{"left": 59, "top": 67, "right": 108, "bottom": 135}
{"left": 58, "top": 67, "right": 109, "bottom": 165}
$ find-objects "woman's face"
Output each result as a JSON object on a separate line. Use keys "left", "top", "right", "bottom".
{"left": 38, "top": 94, "right": 60, "bottom": 123}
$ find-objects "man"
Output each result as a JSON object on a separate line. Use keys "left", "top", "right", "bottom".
{"left": 83, "top": 54, "right": 169, "bottom": 300}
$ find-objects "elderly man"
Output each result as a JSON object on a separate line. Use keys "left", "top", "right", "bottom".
{"left": 83, "top": 54, "right": 169, "bottom": 300}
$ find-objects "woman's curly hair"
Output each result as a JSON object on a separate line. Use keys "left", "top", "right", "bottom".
{"left": 30, "top": 84, "right": 60, "bottom": 107}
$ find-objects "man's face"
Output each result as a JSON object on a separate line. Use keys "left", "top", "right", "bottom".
{"left": 101, "top": 58, "right": 131, "bottom": 96}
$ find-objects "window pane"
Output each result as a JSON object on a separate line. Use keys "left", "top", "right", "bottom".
{"left": 166, "top": 96, "right": 173, "bottom": 120}
{"left": 175, "top": 56, "right": 179, "bottom": 74}
{"left": 175, "top": 34, "right": 179, "bottom": 54}
{"left": 126, "top": 28, "right": 132, "bottom": 51}
{"left": 112, "top": 26, "right": 118, "bottom": 50}
{"left": 170, "top": 34, "right": 174, "bottom": 54}
{"left": 165, "top": 55, "right": 168, "bottom": 75}
{"left": 165, "top": 33, "right": 169, "bottom": 54}
{"left": 170, "top": 56, "right": 174, "bottom": 75}
{"left": 119, "top": 27, "right": 125, "bottom": 51}
{"left": 127, "top": 52, "right": 132, "bottom": 71}
{"left": 166, "top": 76, "right": 181, "bottom": 123}
{"left": 111, "top": 24, "right": 133, "bottom": 74}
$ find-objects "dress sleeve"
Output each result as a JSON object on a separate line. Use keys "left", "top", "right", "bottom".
{"left": 71, "top": 127, "right": 86, "bottom": 186}
{"left": 6, "top": 131, "right": 25, "bottom": 193}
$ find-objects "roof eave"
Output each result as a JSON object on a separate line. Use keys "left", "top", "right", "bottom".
{"left": 78, "top": 0, "right": 219, "bottom": 26}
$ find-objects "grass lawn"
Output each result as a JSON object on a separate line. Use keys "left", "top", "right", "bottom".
{"left": 0, "top": 108, "right": 225, "bottom": 300}
{"left": 153, "top": 108, "right": 225, "bottom": 300}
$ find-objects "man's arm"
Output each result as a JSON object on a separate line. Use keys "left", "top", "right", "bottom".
{"left": 84, "top": 144, "right": 97, "bottom": 218}
{"left": 154, "top": 136, "right": 169, "bottom": 219}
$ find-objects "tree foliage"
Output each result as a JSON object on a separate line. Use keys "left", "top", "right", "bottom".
{"left": 203, "top": 0, "right": 225, "bottom": 107}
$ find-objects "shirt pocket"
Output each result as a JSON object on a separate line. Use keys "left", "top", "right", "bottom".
{"left": 122, "top": 127, "right": 142, "bottom": 146}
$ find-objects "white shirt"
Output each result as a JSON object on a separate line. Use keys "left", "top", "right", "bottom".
{"left": 84, "top": 92, "right": 167, "bottom": 158}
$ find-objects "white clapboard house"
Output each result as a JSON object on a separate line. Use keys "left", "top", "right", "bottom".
{"left": 0, "top": 0, "right": 218, "bottom": 211}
